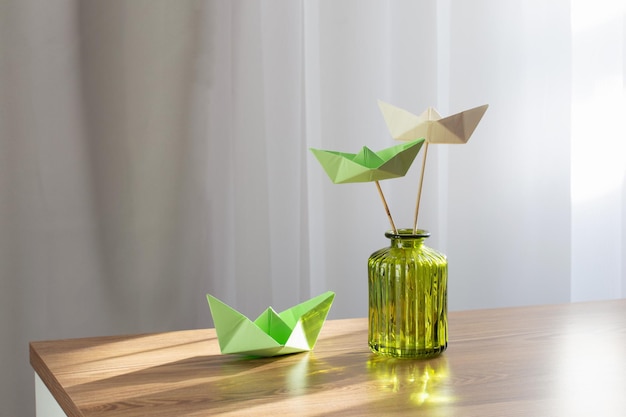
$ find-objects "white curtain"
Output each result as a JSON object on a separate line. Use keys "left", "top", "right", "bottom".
{"left": 1, "top": 0, "right": 624, "bottom": 415}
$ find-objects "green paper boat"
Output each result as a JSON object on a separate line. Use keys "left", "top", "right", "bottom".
{"left": 309, "top": 139, "right": 424, "bottom": 184}
{"left": 206, "top": 291, "right": 335, "bottom": 357}
{"left": 378, "top": 100, "right": 489, "bottom": 144}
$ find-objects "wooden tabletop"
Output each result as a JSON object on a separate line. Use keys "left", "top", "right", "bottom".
{"left": 31, "top": 299, "right": 626, "bottom": 416}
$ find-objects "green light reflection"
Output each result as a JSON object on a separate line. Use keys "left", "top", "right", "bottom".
{"left": 366, "top": 354, "right": 453, "bottom": 406}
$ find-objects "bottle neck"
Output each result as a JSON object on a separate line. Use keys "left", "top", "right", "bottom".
{"left": 386, "top": 229, "right": 430, "bottom": 249}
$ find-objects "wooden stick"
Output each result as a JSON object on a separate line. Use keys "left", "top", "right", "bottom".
{"left": 375, "top": 181, "right": 397, "bottom": 234}
{"left": 413, "top": 142, "right": 429, "bottom": 233}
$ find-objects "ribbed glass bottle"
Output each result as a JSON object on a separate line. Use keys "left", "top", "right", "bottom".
{"left": 368, "top": 229, "right": 448, "bottom": 358}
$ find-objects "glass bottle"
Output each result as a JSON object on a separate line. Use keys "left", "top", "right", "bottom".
{"left": 368, "top": 229, "right": 448, "bottom": 358}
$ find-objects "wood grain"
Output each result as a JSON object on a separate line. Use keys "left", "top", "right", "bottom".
{"left": 31, "top": 300, "right": 626, "bottom": 416}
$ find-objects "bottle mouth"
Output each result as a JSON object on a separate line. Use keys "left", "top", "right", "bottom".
{"left": 385, "top": 228, "right": 430, "bottom": 239}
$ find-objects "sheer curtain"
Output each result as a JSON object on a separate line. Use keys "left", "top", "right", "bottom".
{"left": 1, "top": 1, "right": 624, "bottom": 415}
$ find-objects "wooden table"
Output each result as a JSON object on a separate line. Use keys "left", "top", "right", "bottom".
{"left": 31, "top": 299, "right": 626, "bottom": 416}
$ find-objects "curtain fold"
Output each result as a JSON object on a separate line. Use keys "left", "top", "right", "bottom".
{"left": 0, "top": 1, "right": 624, "bottom": 415}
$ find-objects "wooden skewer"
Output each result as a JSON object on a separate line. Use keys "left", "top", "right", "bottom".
{"left": 375, "top": 181, "right": 397, "bottom": 234}
{"left": 413, "top": 142, "right": 429, "bottom": 233}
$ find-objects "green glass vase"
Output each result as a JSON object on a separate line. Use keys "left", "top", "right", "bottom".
{"left": 368, "top": 229, "right": 448, "bottom": 358}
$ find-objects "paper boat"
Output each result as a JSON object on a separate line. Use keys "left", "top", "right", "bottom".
{"left": 206, "top": 291, "right": 335, "bottom": 357}
{"left": 378, "top": 100, "right": 489, "bottom": 144}
{"left": 309, "top": 139, "right": 424, "bottom": 184}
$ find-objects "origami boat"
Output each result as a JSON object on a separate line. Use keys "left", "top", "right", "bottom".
{"left": 309, "top": 139, "right": 424, "bottom": 184}
{"left": 378, "top": 100, "right": 489, "bottom": 144}
{"left": 206, "top": 291, "right": 335, "bottom": 357}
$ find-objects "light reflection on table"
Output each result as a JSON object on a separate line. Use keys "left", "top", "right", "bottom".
{"left": 366, "top": 354, "right": 452, "bottom": 405}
